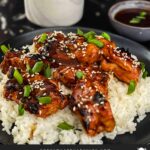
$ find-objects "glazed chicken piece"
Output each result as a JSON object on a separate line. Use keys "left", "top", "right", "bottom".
{"left": 53, "top": 66, "right": 76, "bottom": 88}
{"left": 101, "top": 59, "right": 140, "bottom": 84}
{"left": 53, "top": 66, "right": 115, "bottom": 136}
{"left": 0, "top": 51, "right": 51, "bottom": 75}
{"left": 0, "top": 51, "right": 22, "bottom": 74}
{"left": 33, "top": 32, "right": 101, "bottom": 65}
{"left": 3, "top": 73, "right": 68, "bottom": 118}
{"left": 33, "top": 32, "right": 141, "bottom": 84}
{"left": 97, "top": 37, "right": 141, "bottom": 83}
{"left": 33, "top": 32, "right": 79, "bottom": 65}
{"left": 69, "top": 72, "right": 115, "bottom": 136}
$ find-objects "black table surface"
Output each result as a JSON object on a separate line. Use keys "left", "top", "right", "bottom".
{"left": 0, "top": 0, "right": 150, "bottom": 145}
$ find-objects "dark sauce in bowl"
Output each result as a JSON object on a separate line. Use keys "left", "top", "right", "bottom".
{"left": 115, "top": 9, "right": 150, "bottom": 27}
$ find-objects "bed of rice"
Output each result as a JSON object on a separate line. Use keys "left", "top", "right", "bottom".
{"left": 0, "top": 70, "right": 150, "bottom": 144}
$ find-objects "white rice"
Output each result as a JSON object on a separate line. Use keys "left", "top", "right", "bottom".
{"left": 0, "top": 44, "right": 150, "bottom": 144}
{"left": 0, "top": 69, "right": 150, "bottom": 144}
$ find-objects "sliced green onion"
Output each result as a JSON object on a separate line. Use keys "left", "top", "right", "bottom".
{"left": 26, "top": 63, "right": 32, "bottom": 73}
{"left": 77, "top": 28, "right": 84, "bottom": 36}
{"left": 136, "top": 16, "right": 145, "bottom": 20}
{"left": 76, "top": 71, "right": 84, "bottom": 79}
{"left": 142, "top": 70, "right": 148, "bottom": 79}
{"left": 140, "top": 11, "right": 147, "bottom": 17}
{"left": 84, "top": 31, "right": 96, "bottom": 40}
{"left": 88, "top": 39, "right": 104, "bottom": 48}
{"left": 32, "top": 61, "right": 44, "bottom": 73}
{"left": 1, "top": 45, "right": 9, "bottom": 54}
{"left": 18, "top": 104, "right": 25, "bottom": 116}
{"left": 129, "top": 18, "right": 141, "bottom": 24}
{"left": 101, "top": 32, "right": 111, "bottom": 41}
{"left": 37, "top": 96, "right": 51, "bottom": 104}
{"left": 127, "top": 80, "right": 136, "bottom": 94}
{"left": 141, "top": 62, "right": 148, "bottom": 79}
{"left": 44, "top": 65, "right": 52, "bottom": 78}
{"left": 23, "top": 85, "right": 31, "bottom": 97}
{"left": 38, "top": 33, "right": 48, "bottom": 43}
{"left": 57, "top": 121, "right": 74, "bottom": 130}
{"left": 130, "top": 11, "right": 147, "bottom": 24}
{"left": 140, "top": 62, "right": 145, "bottom": 72}
{"left": 13, "top": 69, "right": 23, "bottom": 85}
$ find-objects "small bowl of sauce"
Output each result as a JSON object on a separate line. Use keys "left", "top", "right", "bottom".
{"left": 108, "top": 1, "right": 150, "bottom": 42}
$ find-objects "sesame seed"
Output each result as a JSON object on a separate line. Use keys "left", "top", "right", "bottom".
{"left": 73, "top": 106, "right": 76, "bottom": 112}
{"left": 78, "top": 103, "right": 81, "bottom": 108}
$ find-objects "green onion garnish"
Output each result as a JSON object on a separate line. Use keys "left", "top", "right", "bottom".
{"left": 76, "top": 29, "right": 104, "bottom": 48}
{"left": 136, "top": 16, "right": 145, "bottom": 20}
{"left": 37, "top": 96, "right": 51, "bottom": 104}
{"left": 57, "top": 121, "right": 74, "bottom": 130}
{"left": 23, "top": 85, "right": 31, "bottom": 97}
{"left": 18, "top": 104, "right": 25, "bottom": 116}
{"left": 88, "top": 39, "right": 104, "bottom": 48}
{"left": 141, "top": 62, "right": 148, "bottom": 79}
{"left": 142, "top": 70, "right": 148, "bottom": 79}
{"left": 77, "top": 28, "right": 84, "bottom": 36}
{"left": 44, "top": 65, "right": 52, "bottom": 78}
{"left": 129, "top": 18, "right": 141, "bottom": 24}
{"left": 26, "top": 63, "right": 32, "bottom": 73}
{"left": 32, "top": 61, "right": 44, "bottom": 73}
{"left": 127, "top": 80, "right": 136, "bottom": 94}
{"left": 76, "top": 71, "right": 84, "bottom": 79}
{"left": 101, "top": 32, "right": 111, "bottom": 41}
{"left": 0, "top": 45, "right": 9, "bottom": 54}
{"left": 38, "top": 33, "right": 48, "bottom": 43}
{"left": 13, "top": 69, "right": 23, "bottom": 85}
{"left": 130, "top": 11, "right": 147, "bottom": 24}
{"left": 84, "top": 31, "right": 96, "bottom": 40}
{"left": 141, "top": 62, "right": 145, "bottom": 72}
{"left": 140, "top": 11, "right": 147, "bottom": 17}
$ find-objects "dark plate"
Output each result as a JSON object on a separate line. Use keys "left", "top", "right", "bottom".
{"left": 0, "top": 27, "right": 150, "bottom": 145}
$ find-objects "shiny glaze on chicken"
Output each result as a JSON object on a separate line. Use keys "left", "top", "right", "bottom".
{"left": 0, "top": 30, "right": 141, "bottom": 136}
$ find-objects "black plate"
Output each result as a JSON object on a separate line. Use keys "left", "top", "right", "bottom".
{"left": 0, "top": 27, "right": 150, "bottom": 145}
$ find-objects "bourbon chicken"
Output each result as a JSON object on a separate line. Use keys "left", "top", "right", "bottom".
{"left": 0, "top": 30, "right": 142, "bottom": 136}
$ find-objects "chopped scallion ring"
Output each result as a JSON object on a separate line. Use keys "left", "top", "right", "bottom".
{"left": 38, "top": 33, "right": 48, "bottom": 43}
{"left": 13, "top": 69, "right": 23, "bottom": 85}
{"left": 140, "top": 11, "right": 147, "bottom": 17}
{"left": 77, "top": 28, "right": 84, "bottom": 36}
{"left": 76, "top": 71, "right": 84, "bottom": 79}
{"left": 32, "top": 61, "right": 44, "bottom": 73}
{"left": 140, "top": 62, "right": 145, "bottom": 72}
{"left": 127, "top": 80, "right": 136, "bottom": 94}
{"left": 23, "top": 85, "right": 31, "bottom": 97}
{"left": 140, "top": 62, "right": 148, "bottom": 79}
{"left": 129, "top": 18, "right": 141, "bottom": 24}
{"left": 57, "top": 121, "right": 74, "bottom": 130}
{"left": 136, "top": 16, "right": 145, "bottom": 20}
{"left": 101, "top": 32, "right": 111, "bottom": 41}
{"left": 44, "top": 65, "right": 52, "bottom": 78}
{"left": 0, "top": 45, "right": 9, "bottom": 54}
{"left": 37, "top": 96, "right": 51, "bottom": 104}
{"left": 84, "top": 31, "right": 96, "bottom": 40}
{"left": 88, "top": 39, "right": 104, "bottom": 48}
{"left": 142, "top": 70, "right": 148, "bottom": 79}
{"left": 130, "top": 11, "right": 147, "bottom": 24}
{"left": 18, "top": 104, "right": 25, "bottom": 116}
